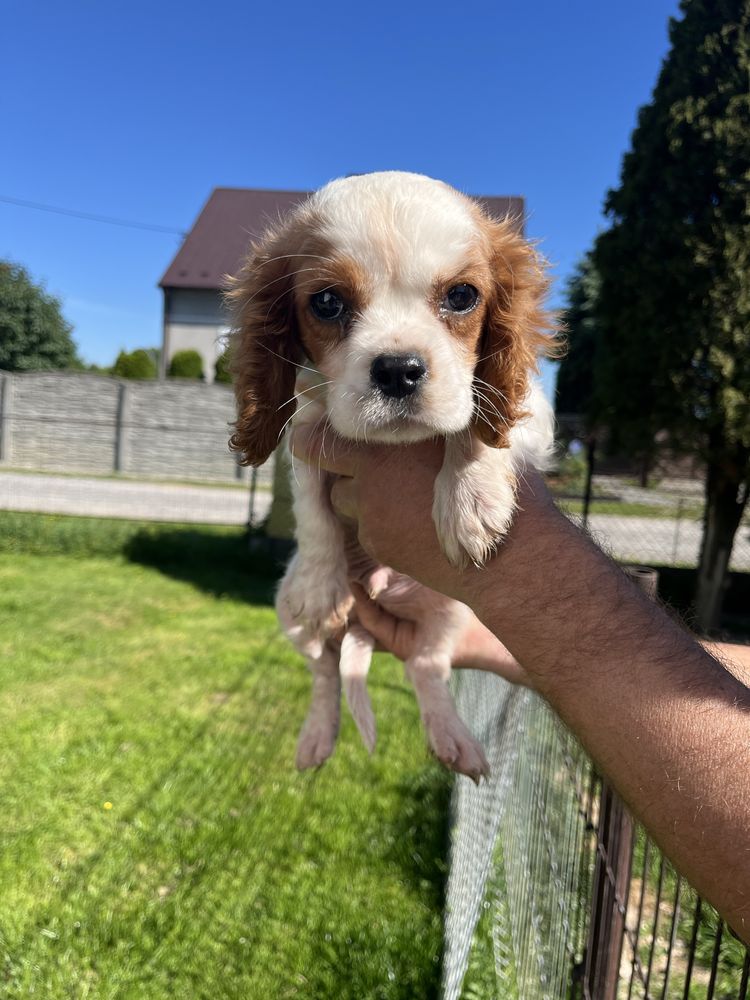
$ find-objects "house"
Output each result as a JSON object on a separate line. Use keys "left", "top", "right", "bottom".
{"left": 159, "top": 185, "right": 524, "bottom": 383}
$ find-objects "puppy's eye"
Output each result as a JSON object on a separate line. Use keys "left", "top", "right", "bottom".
{"left": 443, "top": 284, "right": 479, "bottom": 314}
{"left": 310, "top": 290, "right": 346, "bottom": 322}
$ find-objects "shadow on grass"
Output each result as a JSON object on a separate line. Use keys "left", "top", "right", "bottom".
{"left": 387, "top": 764, "right": 452, "bottom": 903}
{"left": 124, "top": 527, "right": 285, "bottom": 606}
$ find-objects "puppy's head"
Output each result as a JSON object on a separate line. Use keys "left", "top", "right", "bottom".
{"left": 229, "top": 171, "right": 558, "bottom": 465}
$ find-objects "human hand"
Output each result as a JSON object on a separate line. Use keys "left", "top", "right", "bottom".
{"left": 290, "top": 425, "right": 482, "bottom": 604}
{"left": 348, "top": 574, "right": 532, "bottom": 687}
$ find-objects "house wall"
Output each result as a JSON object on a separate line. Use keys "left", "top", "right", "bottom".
{"left": 0, "top": 369, "right": 263, "bottom": 484}
{"left": 162, "top": 289, "right": 229, "bottom": 383}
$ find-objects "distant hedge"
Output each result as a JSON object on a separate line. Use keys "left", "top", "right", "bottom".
{"left": 168, "top": 350, "right": 204, "bottom": 380}
{"left": 113, "top": 349, "right": 157, "bottom": 380}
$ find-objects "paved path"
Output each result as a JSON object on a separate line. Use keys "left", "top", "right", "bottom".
{"left": 591, "top": 475, "right": 683, "bottom": 508}
{"left": 2, "top": 471, "right": 748, "bottom": 569}
{"left": 0, "top": 471, "right": 271, "bottom": 526}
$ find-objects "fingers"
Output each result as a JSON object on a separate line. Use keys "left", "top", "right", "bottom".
{"left": 289, "top": 422, "right": 358, "bottom": 476}
{"left": 350, "top": 582, "right": 402, "bottom": 652}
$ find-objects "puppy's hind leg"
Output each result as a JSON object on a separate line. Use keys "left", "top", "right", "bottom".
{"left": 406, "top": 653, "right": 490, "bottom": 782}
{"left": 340, "top": 624, "right": 377, "bottom": 753}
{"left": 296, "top": 644, "right": 341, "bottom": 770}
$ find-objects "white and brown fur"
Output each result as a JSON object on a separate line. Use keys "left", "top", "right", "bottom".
{"left": 229, "top": 172, "right": 558, "bottom": 779}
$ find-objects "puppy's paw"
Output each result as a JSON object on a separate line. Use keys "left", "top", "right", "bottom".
{"left": 424, "top": 711, "right": 490, "bottom": 783}
{"left": 277, "top": 557, "right": 354, "bottom": 653}
{"left": 433, "top": 470, "right": 516, "bottom": 568}
{"left": 296, "top": 714, "right": 339, "bottom": 769}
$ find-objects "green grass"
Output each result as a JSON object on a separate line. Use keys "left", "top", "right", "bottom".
{"left": 0, "top": 513, "right": 450, "bottom": 999}
{"left": 626, "top": 830, "right": 748, "bottom": 999}
{"left": 556, "top": 499, "right": 703, "bottom": 519}
{"left": 0, "top": 466, "right": 265, "bottom": 491}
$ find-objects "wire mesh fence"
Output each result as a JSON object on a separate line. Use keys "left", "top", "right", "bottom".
{"left": 553, "top": 475, "right": 750, "bottom": 573}
{"left": 444, "top": 678, "right": 750, "bottom": 1000}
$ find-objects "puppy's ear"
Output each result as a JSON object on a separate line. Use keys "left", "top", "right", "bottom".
{"left": 473, "top": 219, "right": 560, "bottom": 448}
{"left": 227, "top": 216, "right": 305, "bottom": 466}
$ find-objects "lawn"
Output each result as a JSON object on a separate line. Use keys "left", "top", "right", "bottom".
{"left": 0, "top": 513, "right": 450, "bottom": 999}
{"left": 555, "top": 498, "right": 702, "bottom": 519}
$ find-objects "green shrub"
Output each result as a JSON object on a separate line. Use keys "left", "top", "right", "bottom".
{"left": 556, "top": 450, "right": 588, "bottom": 494}
{"left": 214, "top": 347, "right": 233, "bottom": 383}
{"left": 168, "top": 349, "right": 204, "bottom": 380}
{"left": 112, "top": 348, "right": 157, "bottom": 380}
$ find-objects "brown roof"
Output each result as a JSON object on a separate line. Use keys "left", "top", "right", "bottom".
{"left": 159, "top": 186, "right": 525, "bottom": 291}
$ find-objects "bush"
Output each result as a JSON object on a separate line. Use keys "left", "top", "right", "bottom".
{"left": 168, "top": 349, "right": 204, "bottom": 380}
{"left": 558, "top": 451, "right": 587, "bottom": 496}
{"left": 112, "top": 349, "right": 157, "bottom": 380}
{"left": 214, "top": 347, "right": 232, "bottom": 384}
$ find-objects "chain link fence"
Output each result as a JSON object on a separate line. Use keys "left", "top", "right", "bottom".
{"left": 553, "top": 475, "right": 750, "bottom": 573}
{"left": 445, "top": 678, "right": 749, "bottom": 1000}
{"left": 444, "top": 569, "right": 749, "bottom": 1000}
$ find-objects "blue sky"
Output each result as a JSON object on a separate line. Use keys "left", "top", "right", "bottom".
{"left": 2, "top": 0, "right": 682, "bottom": 395}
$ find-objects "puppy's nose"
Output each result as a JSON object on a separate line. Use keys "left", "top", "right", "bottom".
{"left": 370, "top": 354, "right": 427, "bottom": 399}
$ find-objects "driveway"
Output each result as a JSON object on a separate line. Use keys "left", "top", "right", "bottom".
{"left": 2, "top": 470, "right": 749, "bottom": 570}
{"left": 584, "top": 513, "right": 750, "bottom": 571}
{"left": 0, "top": 471, "right": 271, "bottom": 526}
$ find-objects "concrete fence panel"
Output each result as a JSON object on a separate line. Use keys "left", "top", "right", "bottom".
{"left": 0, "top": 370, "right": 250, "bottom": 484}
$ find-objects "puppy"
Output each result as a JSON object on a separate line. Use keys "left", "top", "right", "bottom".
{"left": 229, "top": 172, "right": 557, "bottom": 778}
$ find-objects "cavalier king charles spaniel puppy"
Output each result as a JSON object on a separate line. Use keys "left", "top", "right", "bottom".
{"left": 229, "top": 172, "right": 557, "bottom": 779}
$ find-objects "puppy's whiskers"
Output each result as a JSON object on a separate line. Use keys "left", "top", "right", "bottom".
{"left": 246, "top": 266, "right": 331, "bottom": 308}
{"left": 258, "top": 342, "right": 320, "bottom": 376}
{"left": 277, "top": 381, "right": 334, "bottom": 412}
{"left": 473, "top": 375, "right": 510, "bottom": 406}
{"left": 277, "top": 395, "right": 319, "bottom": 442}
{"left": 258, "top": 252, "right": 336, "bottom": 268}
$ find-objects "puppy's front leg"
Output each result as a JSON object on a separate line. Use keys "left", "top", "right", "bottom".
{"left": 432, "top": 433, "right": 518, "bottom": 568}
{"left": 279, "top": 423, "right": 353, "bottom": 658}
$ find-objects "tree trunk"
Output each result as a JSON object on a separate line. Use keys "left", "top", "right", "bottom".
{"left": 694, "top": 453, "right": 749, "bottom": 632}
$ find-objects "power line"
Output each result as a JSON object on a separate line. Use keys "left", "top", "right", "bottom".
{"left": 0, "top": 194, "right": 186, "bottom": 236}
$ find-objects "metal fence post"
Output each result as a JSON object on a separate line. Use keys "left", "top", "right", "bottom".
{"left": 0, "top": 371, "right": 13, "bottom": 464}
{"left": 582, "top": 566, "right": 658, "bottom": 999}
{"left": 582, "top": 436, "right": 596, "bottom": 531}
{"left": 583, "top": 786, "right": 634, "bottom": 999}
{"left": 247, "top": 466, "right": 258, "bottom": 528}
{"left": 114, "top": 381, "right": 129, "bottom": 473}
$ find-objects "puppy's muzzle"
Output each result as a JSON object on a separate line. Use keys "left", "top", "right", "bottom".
{"left": 370, "top": 353, "right": 427, "bottom": 399}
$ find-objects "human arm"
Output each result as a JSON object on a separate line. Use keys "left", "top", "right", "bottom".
{"left": 292, "top": 428, "right": 750, "bottom": 943}
{"left": 702, "top": 641, "right": 750, "bottom": 686}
